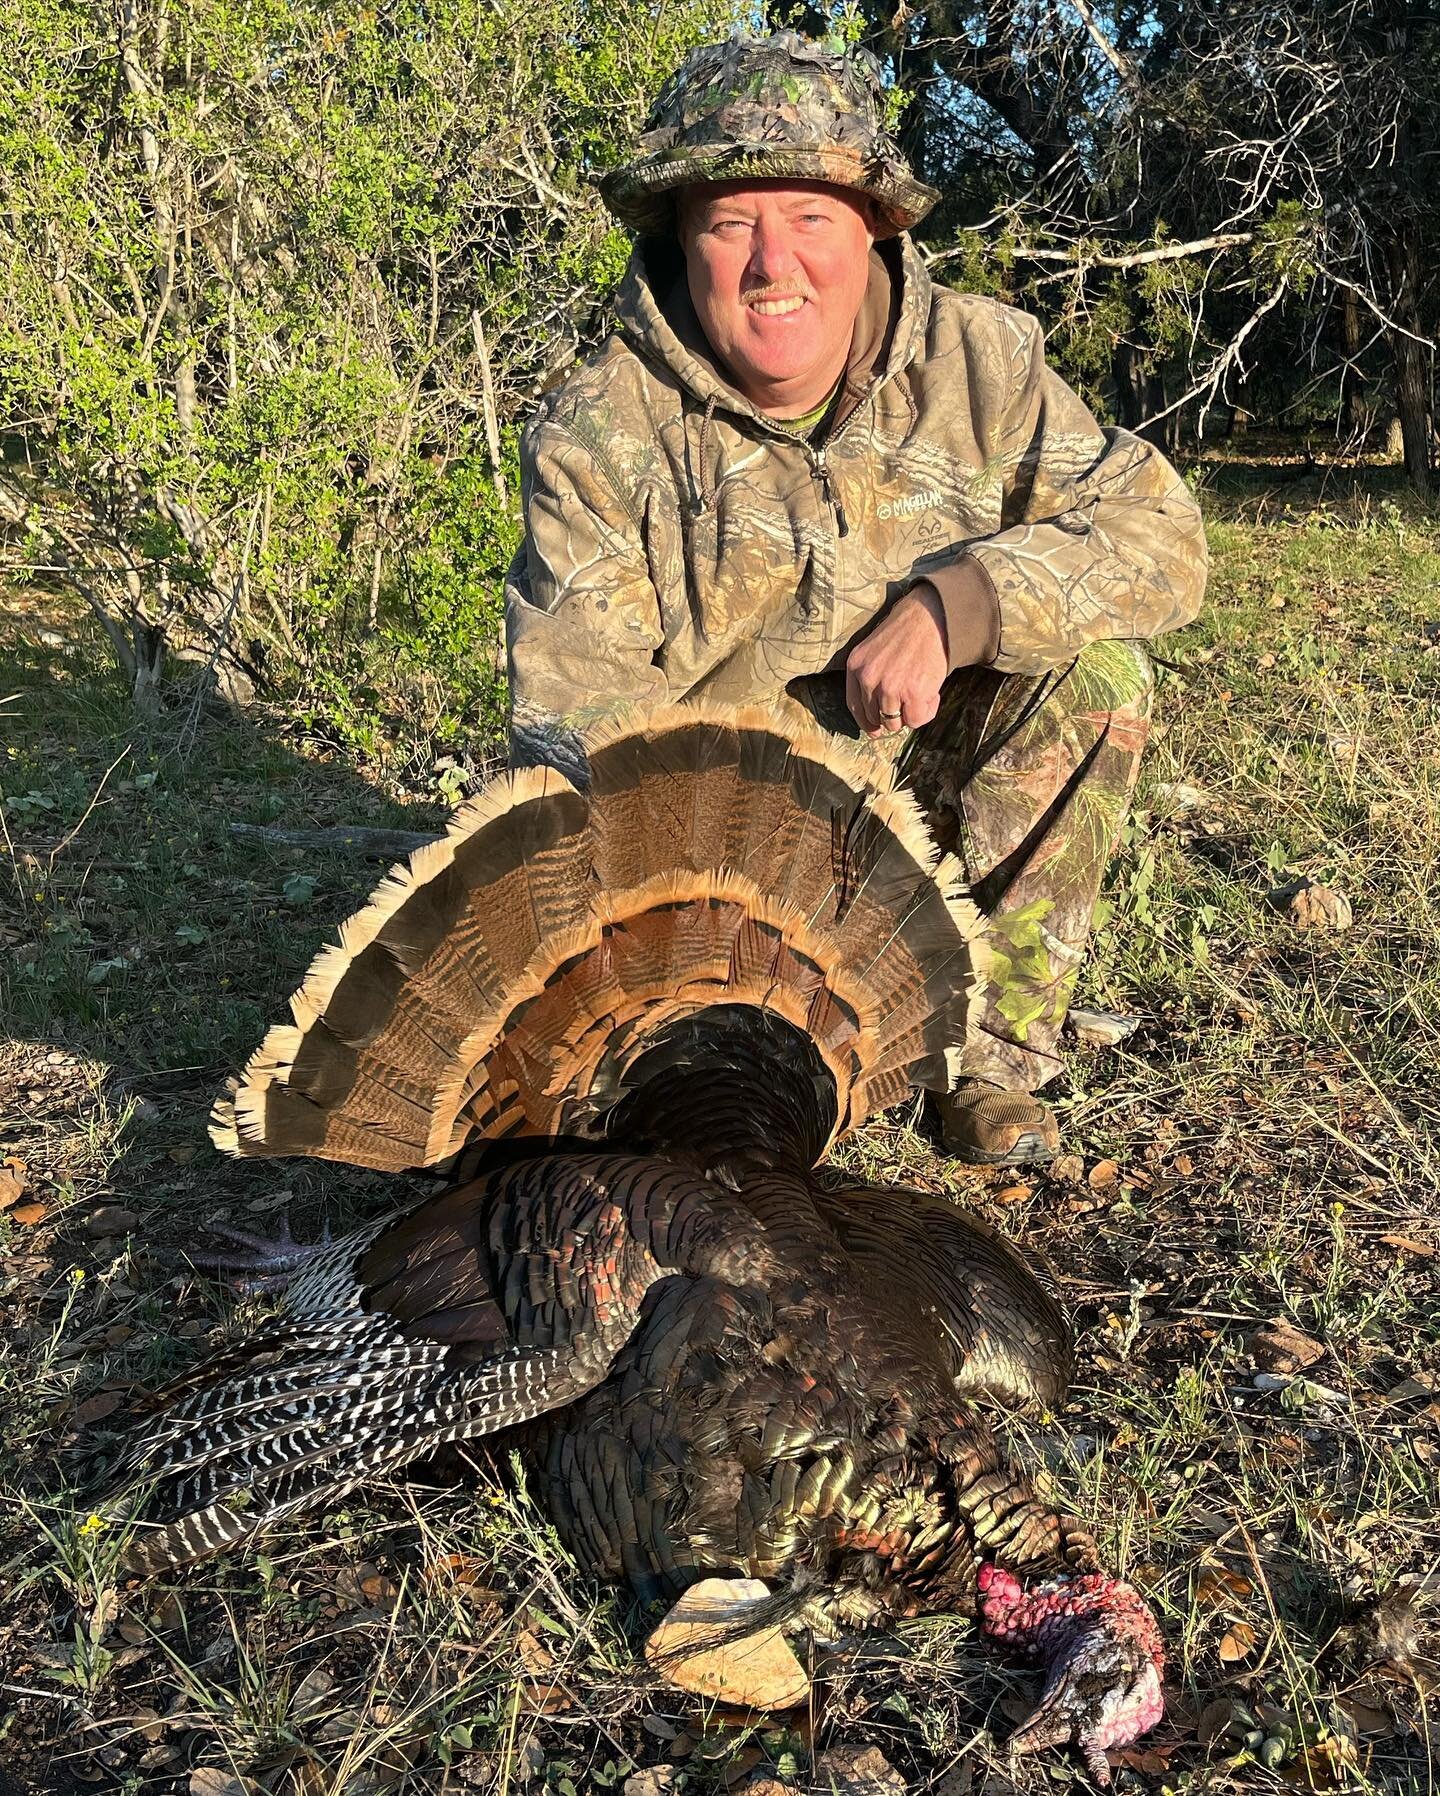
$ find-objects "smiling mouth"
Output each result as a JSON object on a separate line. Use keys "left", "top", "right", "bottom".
{"left": 747, "top": 296, "right": 807, "bottom": 316}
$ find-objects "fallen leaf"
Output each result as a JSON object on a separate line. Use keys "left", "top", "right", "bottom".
{"left": 10, "top": 1200, "right": 47, "bottom": 1226}
{"left": 423, "top": 1553, "right": 501, "bottom": 1608}
{"left": 722, "top": 1746, "right": 762, "bottom": 1785}
{"left": 0, "top": 1157, "right": 28, "bottom": 1209}
{"left": 72, "top": 1390, "right": 125, "bottom": 1427}
{"left": 292, "top": 1667, "right": 335, "bottom": 1716}
{"left": 1251, "top": 1318, "right": 1326, "bottom": 1375}
{"left": 150, "top": 1592, "right": 185, "bottom": 1631}
{"left": 1048, "top": 1153, "right": 1084, "bottom": 1185}
{"left": 813, "top": 1744, "right": 906, "bottom": 1795}
{"left": 190, "top": 1771, "right": 263, "bottom": 1796}
{"left": 360, "top": 1571, "right": 401, "bottom": 1609}
{"left": 1338, "top": 1694, "right": 1398, "bottom": 1736}
{"left": 1108, "top": 1746, "right": 1176, "bottom": 1775}
{"left": 168, "top": 1144, "right": 197, "bottom": 1165}
{"left": 515, "top": 1626, "right": 555, "bottom": 1675}
{"left": 1280, "top": 1735, "right": 1362, "bottom": 1788}
{"left": 994, "top": 1182, "right": 1032, "bottom": 1206}
{"left": 1195, "top": 1566, "right": 1254, "bottom": 1606}
{"left": 1196, "top": 1696, "right": 1238, "bottom": 1745}
{"left": 1087, "top": 1158, "right": 1120, "bottom": 1190}
{"left": 516, "top": 1679, "right": 572, "bottom": 1714}
{"left": 1380, "top": 1233, "right": 1435, "bottom": 1259}
{"left": 1219, "top": 1620, "right": 1259, "bottom": 1663}
{"left": 623, "top": 1771, "right": 678, "bottom": 1796}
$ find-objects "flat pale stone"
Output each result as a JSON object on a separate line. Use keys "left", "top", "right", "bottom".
{"left": 644, "top": 1576, "right": 810, "bottom": 1710}
{"left": 1068, "top": 1006, "right": 1141, "bottom": 1047}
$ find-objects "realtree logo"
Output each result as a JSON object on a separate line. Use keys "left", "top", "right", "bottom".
{"left": 877, "top": 488, "right": 944, "bottom": 520}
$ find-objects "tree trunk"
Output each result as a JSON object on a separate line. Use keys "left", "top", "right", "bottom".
{"left": 1111, "top": 339, "right": 1146, "bottom": 430}
{"left": 1337, "top": 288, "right": 1368, "bottom": 442}
{"left": 1386, "top": 231, "right": 1431, "bottom": 496}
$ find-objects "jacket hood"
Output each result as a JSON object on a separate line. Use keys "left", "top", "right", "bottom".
{"left": 612, "top": 233, "right": 934, "bottom": 429}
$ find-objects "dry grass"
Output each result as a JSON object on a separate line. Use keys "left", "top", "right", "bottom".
{"left": 2, "top": 456, "right": 1438, "bottom": 1794}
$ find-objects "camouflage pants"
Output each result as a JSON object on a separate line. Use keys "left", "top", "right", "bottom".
{"left": 895, "top": 639, "right": 1154, "bottom": 1091}
{"left": 791, "top": 638, "right": 1153, "bottom": 1091}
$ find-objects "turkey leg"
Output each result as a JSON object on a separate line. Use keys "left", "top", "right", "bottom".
{"left": 194, "top": 1214, "right": 333, "bottom": 1288}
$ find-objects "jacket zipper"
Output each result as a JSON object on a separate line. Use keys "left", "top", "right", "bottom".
{"left": 806, "top": 389, "right": 878, "bottom": 539}
{"left": 679, "top": 360, "right": 879, "bottom": 540}
{"left": 812, "top": 448, "right": 849, "bottom": 538}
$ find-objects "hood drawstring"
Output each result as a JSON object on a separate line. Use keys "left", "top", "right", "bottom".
{"left": 691, "top": 393, "right": 719, "bottom": 519}
{"left": 898, "top": 372, "right": 920, "bottom": 443}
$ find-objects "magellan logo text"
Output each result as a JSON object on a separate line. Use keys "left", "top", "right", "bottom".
{"left": 877, "top": 489, "right": 944, "bottom": 521}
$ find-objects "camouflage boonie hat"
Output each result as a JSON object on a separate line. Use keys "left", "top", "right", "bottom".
{"left": 599, "top": 31, "right": 939, "bottom": 240}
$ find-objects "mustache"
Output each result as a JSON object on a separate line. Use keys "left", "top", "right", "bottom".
{"left": 741, "top": 285, "right": 813, "bottom": 304}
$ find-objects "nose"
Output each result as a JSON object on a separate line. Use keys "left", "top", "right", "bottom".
{"left": 746, "top": 217, "right": 802, "bottom": 292}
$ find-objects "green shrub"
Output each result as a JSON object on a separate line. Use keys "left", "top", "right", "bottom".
{"left": 0, "top": 0, "right": 745, "bottom": 747}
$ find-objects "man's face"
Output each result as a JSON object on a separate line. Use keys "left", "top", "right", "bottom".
{"left": 679, "top": 180, "right": 875, "bottom": 415}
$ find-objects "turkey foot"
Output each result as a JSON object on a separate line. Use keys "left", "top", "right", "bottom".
{"left": 978, "top": 1563, "right": 1164, "bottom": 1787}
{"left": 195, "top": 1214, "right": 332, "bottom": 1288}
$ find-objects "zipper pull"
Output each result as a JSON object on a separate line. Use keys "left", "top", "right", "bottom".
{"left": 815, "top": 456, "right": 849, "bottom": 537}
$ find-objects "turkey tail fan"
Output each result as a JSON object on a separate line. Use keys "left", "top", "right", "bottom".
{"left": 211, "top": 705, "right": 985, "bottom": 1172}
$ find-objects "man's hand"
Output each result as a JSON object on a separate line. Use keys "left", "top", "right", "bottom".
{"left": 846, "top": 581, "right": 949, "bottom": 737}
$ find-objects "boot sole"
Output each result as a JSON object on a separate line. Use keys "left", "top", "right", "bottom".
{"left": 944, "top": 1130, "right": 1059, "bottom": 1169}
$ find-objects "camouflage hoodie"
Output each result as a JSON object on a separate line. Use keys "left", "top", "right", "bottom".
{"left": 505, "top": 233, "right": 1207, "bottom": 770}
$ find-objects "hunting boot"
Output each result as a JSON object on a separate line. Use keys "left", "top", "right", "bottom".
{"left": 938, "top": 1081, "right": 1061, "bottom": 1167}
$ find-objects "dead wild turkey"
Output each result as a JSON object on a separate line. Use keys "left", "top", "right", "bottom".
{"left": 107, "top": 707, "right": 1164, "bottom": 1780}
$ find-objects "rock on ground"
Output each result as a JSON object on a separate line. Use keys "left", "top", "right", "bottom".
{"left": 644, "top": 1576, "right": 810, "bottom": 1710}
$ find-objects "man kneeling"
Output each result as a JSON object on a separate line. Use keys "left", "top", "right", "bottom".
{"left": 505, "top": 32, "right": 1208, "bottom": 1165}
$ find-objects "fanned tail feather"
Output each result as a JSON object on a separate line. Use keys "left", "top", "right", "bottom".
{"left": 210, "top": 706, "right": 985, "bottom": 1173}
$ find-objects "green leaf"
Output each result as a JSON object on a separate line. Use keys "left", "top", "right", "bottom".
{"left": 282, "top": 872, "right": 318, "bottom": 907}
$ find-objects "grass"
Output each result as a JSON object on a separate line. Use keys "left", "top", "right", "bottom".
{"left": 2, "top": 451, "right": 1438, "bottom": 1794}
